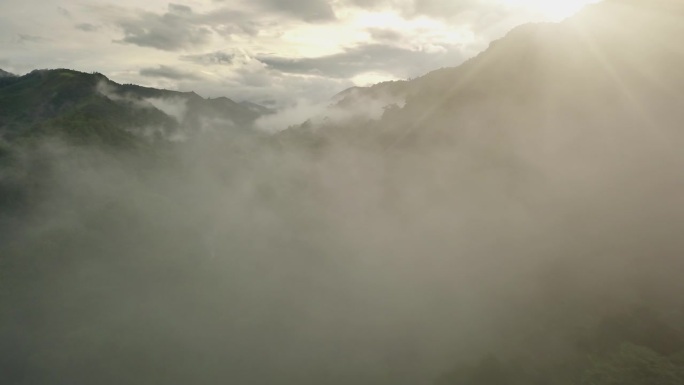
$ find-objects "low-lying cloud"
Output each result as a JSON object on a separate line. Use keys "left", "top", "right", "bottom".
{"left": 4, "top": 71, "right": 683, "bottom": 381}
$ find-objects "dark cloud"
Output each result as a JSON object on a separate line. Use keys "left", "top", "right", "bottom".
{"left": 168, "top": 3, "right": 193, "bottom": 14}
{"left": 367, "top": 28, "right": 404, "bottom": 42}
{"left": 57, "top": 6, "right": 71, "bottom": 18}
{"left": 408, "top": 0, "right": 516, "bottom": 36}
{"left": 15, "top": 34, "right": 49, "bottom": 44}
{"left": 114, "top": 4, "right": 212, "bottom": 51}
{"left": 342, "top": 0, "right": 484, "bottom": 18}
{"left": 75, "top": 23, "right": 99, "bottom": 32}
{"left": 256, "top": 0, "right": 336, "bottom": 22}
{"left": 257, "top": 43, "right": 466, "bottom": 79}
{"left": 212, "top": 0, "right": 336, "bottom": 22}
{"left": 176, "top": 64, "right": 352, "bottom": 107}
{"left": 111, "top": 4, "right": 269, "bottom": 51}
{"left": 139, "top": 65, "right": 202, "bottom": 80}
{"left": 410, "top": 0, "right": 484, "bottom": 18}
{"left": 198, "top": 8, "right": 260, "bottom": 36}
{"left": 259, "top": 99, "right": 278, "bottom": 106}
{"left": 342, "top": 0, "right": 387, "bottom": 10}
{"left": 181, "top": 51, "right": 235, "bottom": 66}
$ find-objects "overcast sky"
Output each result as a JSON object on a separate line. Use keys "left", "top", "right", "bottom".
{"left": 0, "top": 0, "right": 598, "bottom": 106}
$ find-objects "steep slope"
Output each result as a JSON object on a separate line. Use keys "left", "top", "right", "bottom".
{"left": 294, "top": 0, "right": 684, "bottom": 149}
{"left": 0, "top": 70, "right": 175, "bottom": 146}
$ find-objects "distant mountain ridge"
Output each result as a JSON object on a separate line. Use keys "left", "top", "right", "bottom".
{"left": 282, "top": 0, "right": 684, "bottom": 148}
{"left": 0, "top": 68, "right": 272, "bottom": 145}
{"left": 0, "top": 69, "right": 15, "bottom": 78}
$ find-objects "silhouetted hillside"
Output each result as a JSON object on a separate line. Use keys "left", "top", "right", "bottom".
{"left": 294, "top": 0, "right": 684, "bottom": 150}
{"left": 0, "top": 69, "right": 269, "bottom": 145}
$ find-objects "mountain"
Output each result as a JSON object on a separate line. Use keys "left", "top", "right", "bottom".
{"left": 294, "top": 0, "right": 684, "bottom": 149}
{"left": 0, "top": 69, "right": 15, "bottom": 78}
{"left": 0, "top": 68, "right": 269, "bottom": 145}
{"left": 2, "top": 1, "right": 684, "bottom": 385}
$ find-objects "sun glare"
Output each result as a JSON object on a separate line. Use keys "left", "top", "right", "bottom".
{"left": 497, "top": 0, "right": 602, "bottom": 21}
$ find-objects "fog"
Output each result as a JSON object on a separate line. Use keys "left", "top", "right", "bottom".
{"left": 2, "top": 1, "right": 684, "bottom": 384}
{"left": 2, "top": 103, "right": 683, "bottom": 384}
{"left": 254, "top": 91, "right": 404, "bottom": 133}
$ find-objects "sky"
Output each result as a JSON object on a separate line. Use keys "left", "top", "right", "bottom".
{"left": 0, "top": 0, "right": 599, "bottom": 106}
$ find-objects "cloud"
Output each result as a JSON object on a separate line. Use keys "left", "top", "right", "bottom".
{"left": 367, "top": 28, "right": 404, "bottom": 42}
{"left": 341, "top": 0, "right": 497, "bottom": 20}
{"left": 181, "top": 51, "right": 235, "bottom": 66}
{"left": 409, "top": 0, "right": 488, "bottom": 19}
{"left": 75, "top": 23, "right": 99, "bottom": 32}
{"left": 0, "top": 0, "right": 580, "bottom": 107}
{"left": 341, "top": 0, "right": 521, "bottom": 36}
{"left": 257, "top": 43, "right": 466, "bottom": 79}
{"left": 145, "top": 96, "right": 189, "bottom": 122}
{"left": 57, "top": 6, "right": 72, "bottom": 18}
{"left": 114, "top": 4, "right": 212, "bottom": 51}
{"left": 255, "top": 89, "right": 403, "bottom": 133}
{"left": 139, "top": 65, "right": 202, "bottom": 80}
{"left": 15, "top": 34, "right": 49, "bottom": 44}
{"left": 211, "top": 0, "right": 336, "bottom": 22}
{"left": 109, "top": 3, "right": 274, "bottom": 51}
{"left": 96, "top": 79, "right": 189, "bottom": 125}
{"left": 196, "top": 7, "right": 260, "bottom": 35}
{"left": 168, "top": 3, "right": 192, "bottom": 14}
{"left": 173, "top": 63, "right": 352, "bottom": 108}
{"left": 256, "top": 0, "right": 336, "bottom": 22}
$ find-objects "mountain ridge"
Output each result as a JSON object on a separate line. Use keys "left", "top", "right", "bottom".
{"left": 0, "top": 68, "right": 271, "bottom": 145}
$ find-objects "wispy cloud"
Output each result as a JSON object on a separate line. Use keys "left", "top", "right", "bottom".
{"left": 140, "top": 65, "right": 203, "bottom": 80}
